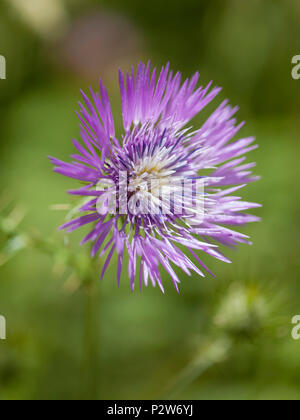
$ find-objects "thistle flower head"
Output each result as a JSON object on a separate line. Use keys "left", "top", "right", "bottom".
{"left": 50, "top": 62, "right": 260, "bottom": 292}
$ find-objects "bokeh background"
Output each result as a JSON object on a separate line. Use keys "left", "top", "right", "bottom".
{"left": 0, "top": 0, "right": 300, "bottom": 400}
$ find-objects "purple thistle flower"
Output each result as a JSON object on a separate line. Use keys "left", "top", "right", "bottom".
{"left": 50, "top": 62, "right": 260, "bottom": 293}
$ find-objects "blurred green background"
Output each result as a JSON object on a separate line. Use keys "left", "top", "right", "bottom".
{"left": 0, "top": 0, "right": 300, "bottom": 400}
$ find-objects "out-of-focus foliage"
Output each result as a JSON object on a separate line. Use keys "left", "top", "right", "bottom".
{"left": 0, "top": 0, "right": 300, "bottom": 400}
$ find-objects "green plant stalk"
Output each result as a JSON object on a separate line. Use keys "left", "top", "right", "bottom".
{"left": 81, "top": 257, "right": 102, "bottom": 400}
{"left": 163, "top": 337, "right": 232, "bottom": 399}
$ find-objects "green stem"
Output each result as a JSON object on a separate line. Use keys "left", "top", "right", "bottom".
{"left": 81, "top": 257, "right": 102, "bottom": 400}
{"left": 163, "top": 337, "right": 232, "bottom": 399}
{"left": 82, "top": 284, "right": 100, "bottom": 400}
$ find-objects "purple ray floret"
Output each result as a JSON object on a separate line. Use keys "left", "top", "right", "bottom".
{"left": 50, "top": 62, "right": 260, "bottom": 293}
